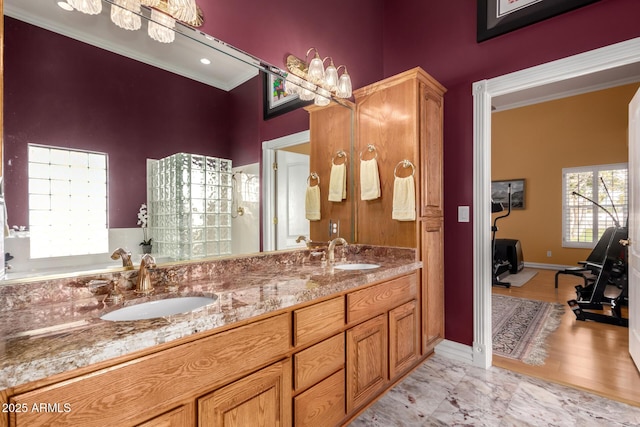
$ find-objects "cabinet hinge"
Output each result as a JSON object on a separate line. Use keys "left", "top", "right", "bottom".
{"left": 273, "top": 217, "right": 278, "bottom": 225}
{"left": 272, "top": 162, "right": 278, "bottom": 171}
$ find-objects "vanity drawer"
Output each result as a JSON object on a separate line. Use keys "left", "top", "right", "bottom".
{"left": 294, "top": 368, "right": 345, "bottom": 427}
{"left": 294, "top": 333, "right": 345, "bottom": 392}
{"left": 293, "top": 297, "right": 344, "bottom": 347}
{"left": 347, "top": 273, "right": 418, "bottom": 324}
{"left": 9, "top": 314, "right": 290, "bottom": 427}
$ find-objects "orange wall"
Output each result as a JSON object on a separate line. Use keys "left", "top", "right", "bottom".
{"left": 492, "top": 83, "right": 638, "bottom": 266}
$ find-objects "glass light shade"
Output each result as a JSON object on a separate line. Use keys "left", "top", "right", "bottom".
{"left": 314, "top": 88, "right": 331, "bottom": 107}
{"left": 307, "top": 54, "right": 325, "bottom": 85}
{"left": 336, "top": 71, "right": 352, "bottom": 98}
{"left": 67, "top": 0, "right": 102, "bottom": 15}
{"left": 111, "top": 0, "right": 142, "bottom": 31}
{"left": 148, "top": 10, "right": 176, "bottom": 43}
{"left": 324, "top": 62, "right": 339, "bottom": 92}
{"left": 167, "top": 0, "right": 197, "bottom": 23}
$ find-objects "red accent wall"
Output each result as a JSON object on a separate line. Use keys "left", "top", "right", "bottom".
{"left": 381, "top": 0, "right": 640, "bottom": 345}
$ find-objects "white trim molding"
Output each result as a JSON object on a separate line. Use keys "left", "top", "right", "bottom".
{"left": 261, "top": 130, "right": 310, "bottom": 251}
{"left": 435, "top": 340, "right": 474, "bottom": 365}
{"left": 471, "top": 37, "right": 640, "bottom": 370}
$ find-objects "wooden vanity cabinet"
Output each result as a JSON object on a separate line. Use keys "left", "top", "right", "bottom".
{"left": 345, "top": 273, "right": 419, "bottom": 414}
{"left": 3, "top": 271, "right": 426, "bottom": 427}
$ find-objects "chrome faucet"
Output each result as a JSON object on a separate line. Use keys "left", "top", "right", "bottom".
{"left": 136, "top": 254, "right": 156, "bottom": 294}
{"left": 111, "top": 248, "right": 134, "bottom": 269}
{"left": 328, "top": 237, "right": 348, "bottom": 264}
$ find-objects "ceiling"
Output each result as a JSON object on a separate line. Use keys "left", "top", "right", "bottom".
{"left": 4, "top": 0, "right": 259, "bottom": 91}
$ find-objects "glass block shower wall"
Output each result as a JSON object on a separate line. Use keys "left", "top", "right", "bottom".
{"left": 148, "top": 153, "right": 232, "bottom": 260}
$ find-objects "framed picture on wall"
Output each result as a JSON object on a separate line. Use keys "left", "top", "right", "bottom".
{"left": 262, "top": 71, "right": 311, "bottom": 120}
{"left": 492, "top": 179, "right": 525, "bottom": 210}
{"left": 477, "top": 0, "right": 601, "bottom": 42}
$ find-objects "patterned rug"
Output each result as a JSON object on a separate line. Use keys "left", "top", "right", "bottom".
{"left": 492, "top": 295, "right": 565, "bottom": 365}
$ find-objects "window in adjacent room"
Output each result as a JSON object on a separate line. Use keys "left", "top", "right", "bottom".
{"left": 28, "top": 144, "right": 109, "bottom": 258}
{"left": 562, "top": 163, "right": 628, "bottom": 249}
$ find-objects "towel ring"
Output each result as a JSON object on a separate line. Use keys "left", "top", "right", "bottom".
{"left": 394, "top": 159, "right": 415, "bottom": 177}
{"left": 359, "top": 144, "right": 378, "bottom": 160}
{"left": 332, "top": 150, "right": 348, "bottom": 165}
{"left": 307, "top": 172, "right": 320, "bottom": 185}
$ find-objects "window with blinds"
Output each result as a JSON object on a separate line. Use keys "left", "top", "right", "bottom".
{"left": 562, "top": 163, "right": 628, "bottom": 249}
{"left": 28, "top": 144, "right": 109, "bottom": 258}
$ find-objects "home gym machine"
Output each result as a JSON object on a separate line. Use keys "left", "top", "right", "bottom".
{"left": 565, "top": 179, "right": 628, "bottom": 327}
{"left": 492, "top": 184, "right": 512, "bottom": 288}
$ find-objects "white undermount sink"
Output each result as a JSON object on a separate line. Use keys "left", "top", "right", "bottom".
{"left": 334, "top": 263, "right": 380, "bottom": 270}
{"left": 100, "top": 296, "right": 217, "bottom": 321}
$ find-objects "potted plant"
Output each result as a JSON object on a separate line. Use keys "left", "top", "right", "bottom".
{"left": 137, "top": 204, "right": 153, "bottom": 254}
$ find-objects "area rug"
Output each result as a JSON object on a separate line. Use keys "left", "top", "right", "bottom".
{"left": 500, "top": 267, "right": 538, "bottom": 287}
{"left": 492, "top": 295, "right": 564, "bottom": 365}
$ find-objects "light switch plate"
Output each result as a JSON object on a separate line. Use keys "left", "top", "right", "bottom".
{"left": 458, "top": 206, "right": 470, "bottom": 222}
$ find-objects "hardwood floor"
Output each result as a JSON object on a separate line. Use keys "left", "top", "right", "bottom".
{"left": 492, "top": 268, "right": 640, "bottom": 407}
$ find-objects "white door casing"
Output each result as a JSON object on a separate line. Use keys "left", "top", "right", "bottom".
{"left": 629, "top": 87, "right": 640, "bottom": 369}
{"left": 472, "top": 37, "right": 640, "bottom": 369}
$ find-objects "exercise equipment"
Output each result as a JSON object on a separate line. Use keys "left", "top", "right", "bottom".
{"left": 564, "top": 180, "right": 628, "bottom": 327}
{"left": 492, "top": 184, "right": 512, "bottom": 288}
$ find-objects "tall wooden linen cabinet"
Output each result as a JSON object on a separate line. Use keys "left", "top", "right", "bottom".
{"left": 353, "top": 67, "right": 445, "bottom": 355}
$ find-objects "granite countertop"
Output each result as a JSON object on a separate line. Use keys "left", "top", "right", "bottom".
{"left": 0, "top": 245, "right": 420, "bottom": 390}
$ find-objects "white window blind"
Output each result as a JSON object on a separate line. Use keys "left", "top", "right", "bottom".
{"left": 28, "top": 144, "right": 108, "bottom": 258}
{"left": 562, "top": 163, "right": 628, "bottom": 249}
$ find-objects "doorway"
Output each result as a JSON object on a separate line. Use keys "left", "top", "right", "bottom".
{"left": 262, "top": 130, "right": 311, "bottom": 251}
{"left": 472, "top": 37, "right": 640, "bottom": 370}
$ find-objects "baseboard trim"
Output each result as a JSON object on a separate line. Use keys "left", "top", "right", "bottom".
{"left": 524, "top": 262, "right": 574, "bottom": 270}
{"left": 434, "top": 339, "right": 474, "bottom": 364}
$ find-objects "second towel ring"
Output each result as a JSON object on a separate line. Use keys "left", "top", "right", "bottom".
{"left": 359, "top": 144, "right": 378, "bottom": 160}
{"left": 394, "top": 159, "right": 415, "bottom": 177}
{"left": 332, "top": 150, "right": 348, "bottom": 165}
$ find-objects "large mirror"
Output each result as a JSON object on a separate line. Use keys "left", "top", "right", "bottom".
{"left": 2, "top": 0, "right": 354, "bottom": 281}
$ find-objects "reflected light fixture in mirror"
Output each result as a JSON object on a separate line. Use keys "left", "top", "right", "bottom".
{"left": 285, "top": 48, "right": 352, "bottom": 107}
{"left": 63, "top": 0, "right": 198, "bottom": 43}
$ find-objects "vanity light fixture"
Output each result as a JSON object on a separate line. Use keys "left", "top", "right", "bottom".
{"left": 66, "top": 0, "right": 203, "bottom": 44}
{"left": 285, "top": 48, "right": 353, "bottom": 106}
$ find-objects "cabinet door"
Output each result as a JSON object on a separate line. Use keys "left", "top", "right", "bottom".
{"left": 389, "top": 300, "right": 419, "bottom": 379}
{"left": 421, "top": 217, "right": 444, "bottom": 354}
{"left": 198, "top": 359, "right": 292, "bottom": 427}
{"left": 346, "top": 314, "right": 387, "bottom": 413}
{"left": 419, "top": 82, "right": 444, "bottom": 218}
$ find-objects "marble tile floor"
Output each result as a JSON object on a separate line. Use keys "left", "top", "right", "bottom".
{"left": 350, "top": 354, "right": 640, "bottom": 426}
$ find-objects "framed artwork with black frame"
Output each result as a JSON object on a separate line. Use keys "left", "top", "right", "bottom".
{"left": 492, "top": 179, "right": 525, "bottom": 210}
{"left": 477, "top": 0, "right": 601, "bottom": 42}
{"left": 262, "top": 71, "right": 311, "bottom": 120}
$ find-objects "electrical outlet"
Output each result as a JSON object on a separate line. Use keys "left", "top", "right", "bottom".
{"left": 547, "top": 250, "right": 552, "bottom": 257}
{"left": 328, "top": 219, "right": 340, "bottom": 236}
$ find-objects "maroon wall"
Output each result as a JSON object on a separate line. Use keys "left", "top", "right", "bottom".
{"left": 381, "top": 0, "right": 640, "bottom": 346}
{"left": 4, "top": 18, "right": 232, "bottom": 228}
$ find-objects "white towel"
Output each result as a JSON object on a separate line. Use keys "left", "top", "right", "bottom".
{"left": 392, "top": 175, "right": 416, "bottom": 221}
{"left": 360, "top": 158, "right": 381, "bottom": 201}
{"left": 328, "top": 163, "right": 346, "bottom": 202}
{"left": 305, "top": 185, "right": 321, "bottom": 221}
